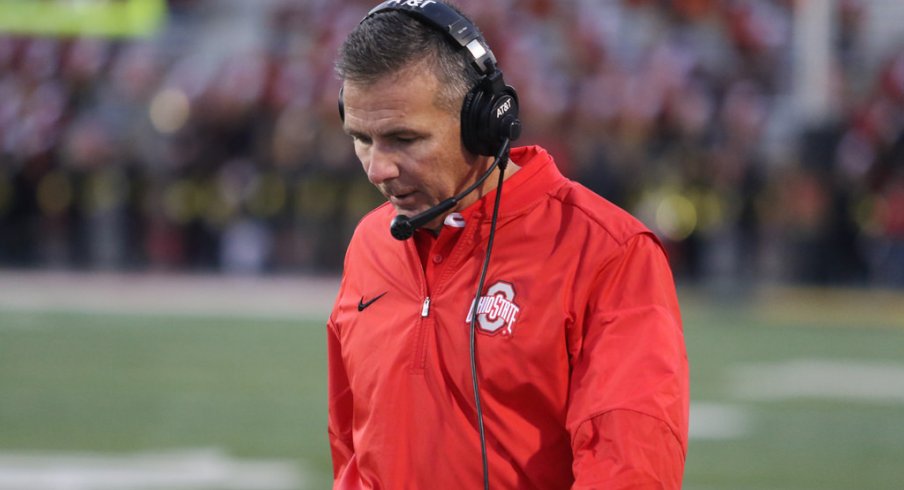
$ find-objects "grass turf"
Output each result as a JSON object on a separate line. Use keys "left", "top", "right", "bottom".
{"left": 1, "top": 288, "right": 903, "bottom": 489}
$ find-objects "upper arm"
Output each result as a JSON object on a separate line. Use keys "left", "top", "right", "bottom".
{"left": 565, "top": 233, "right": 689, "bottom": 484}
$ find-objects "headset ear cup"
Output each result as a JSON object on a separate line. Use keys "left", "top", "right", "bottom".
{"left": 460, "top": 84, "right": 486, "bottom": 155}
{"left": 496, "top": 85, "right": 521, "bottom": 142}
{"left": 338, "top": 86, "right": 345, "bottom": 122}
{"left": 461, "top": 80, "right": 521, "bottom": 157}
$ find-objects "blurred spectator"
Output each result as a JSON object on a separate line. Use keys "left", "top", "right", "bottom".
{"left": 0, "top": 0, "right": 902, "bottom": 288}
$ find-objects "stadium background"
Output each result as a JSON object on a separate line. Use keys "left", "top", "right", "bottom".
{"left": 1, "top": 0, "right": 903, "bottom": 488}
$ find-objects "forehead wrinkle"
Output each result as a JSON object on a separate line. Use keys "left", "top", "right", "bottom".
{"left": 343, "top": 86, "right": 409, "bottom": 133}
{"left": 343, "top": 78, "right": 452, "bottom": 139}
{"left": 343, "top": 104, "right": 415, "bottom": 139}
{"left": 343, "top": 62, "right": 454, "bottom": 120}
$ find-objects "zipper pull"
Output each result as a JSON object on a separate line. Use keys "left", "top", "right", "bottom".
{"left": 421, "top": 297, "right": 431, "bottom": 317}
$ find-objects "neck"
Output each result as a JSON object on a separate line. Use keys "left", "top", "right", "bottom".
{"left": 424, "top": 157, "right": 520, "bottom": 233}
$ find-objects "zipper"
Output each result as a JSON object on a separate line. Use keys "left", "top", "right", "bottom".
{"left": 421, "top": 297, "right": 431, "bottom": 317}
{"left": 411, "top": 296, "right": 432, "bottom": 374}
{"left": 403, "top": 239, "right": 430, "bottom": 375}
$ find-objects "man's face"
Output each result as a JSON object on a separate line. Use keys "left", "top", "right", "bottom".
{"left": 341, "top": 64, "right": 480, "bottom": 226}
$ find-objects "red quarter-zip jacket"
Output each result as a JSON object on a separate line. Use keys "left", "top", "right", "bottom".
{"left": 328, "top": 145, "right": 688, "bottom": 489}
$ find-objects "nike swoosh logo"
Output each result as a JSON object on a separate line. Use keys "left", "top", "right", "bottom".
{"left": 357, "top": 292, "right": 387, "bottom": 312}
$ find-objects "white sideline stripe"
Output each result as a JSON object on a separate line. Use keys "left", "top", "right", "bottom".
{"left": 0, "top": 448, "right": 307, "bottom": 490}
{"left": 730, "top": 359, "right": 904, "bottom": 403}
{"left": 689, "top": 403, "right": 750, "bottom": 440}
{"left": 0, "top": 272, "right": 340, "bottom": 320}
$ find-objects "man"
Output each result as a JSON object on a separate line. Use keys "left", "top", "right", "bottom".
{"left": 327, "top": 2, "right": 688, "bottom": 488}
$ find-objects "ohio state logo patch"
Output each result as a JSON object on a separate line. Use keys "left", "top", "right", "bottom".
{"left": 465, "top": 281, "right": 520, "bottom": 336}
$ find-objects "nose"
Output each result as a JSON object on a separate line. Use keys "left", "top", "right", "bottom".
{"left": 363, "top": 144, "right": 400, "bottom": 185}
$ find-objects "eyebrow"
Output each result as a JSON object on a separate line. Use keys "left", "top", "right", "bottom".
{"left": 344, "top": 127, "right": 367, "bottom": 140}
{"left": 344, "top": 126, "right": 424, "bottom": 140}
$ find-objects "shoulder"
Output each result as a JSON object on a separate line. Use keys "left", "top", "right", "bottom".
{"left": 349, "top": 201, "right": 394, "bottom": 245}
{"left": 549, "top": 179, "right": 654, "bottom": 248}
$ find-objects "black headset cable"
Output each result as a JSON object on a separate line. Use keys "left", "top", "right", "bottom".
{"left": 469, "top": 137, "right": 511, "bottom": 490}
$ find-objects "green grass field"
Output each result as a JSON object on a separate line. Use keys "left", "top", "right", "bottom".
{"left": 1, "top": 284, "right": 903, "bottom": 489}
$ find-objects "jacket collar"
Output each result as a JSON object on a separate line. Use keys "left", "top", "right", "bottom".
{"left": 457, "top": 145, "right": 565, "bottom": 223}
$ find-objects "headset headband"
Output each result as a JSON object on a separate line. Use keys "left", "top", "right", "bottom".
{"left": 364, "top": 0, "right": 498, "bottom": 75}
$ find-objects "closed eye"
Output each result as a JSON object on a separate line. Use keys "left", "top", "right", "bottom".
{"left": 346, "top": 128, "right": 424, "bottom": 147}
{"left": 349, "top": 133, "right": 372, "bottom": 145}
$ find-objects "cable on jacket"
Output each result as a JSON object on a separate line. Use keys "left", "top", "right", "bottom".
{"left": 469, "top": 137, "right": 511, "bottom": 490}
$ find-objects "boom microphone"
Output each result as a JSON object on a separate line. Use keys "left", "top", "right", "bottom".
{"left": 390, "top": 198, "right": 457, "bottom": 240}
{"left": 389, "top": 139, "right": 510, "bottom": 240}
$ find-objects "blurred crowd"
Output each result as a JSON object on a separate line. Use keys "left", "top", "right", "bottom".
{"left": 1, "top": 0, "right": 903, "bottom": 287}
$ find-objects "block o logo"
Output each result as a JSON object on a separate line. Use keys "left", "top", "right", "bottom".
{"left": 466, "top": 281, "right": 520, "bottom": 336}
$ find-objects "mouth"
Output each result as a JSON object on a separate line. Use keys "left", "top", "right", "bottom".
{"left": 388, "top": 190, "right": 418, "bottom": 209}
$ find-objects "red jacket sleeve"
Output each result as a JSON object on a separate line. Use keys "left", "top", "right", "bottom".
{"left": 566, "top": 232, "right": 689, "bottom": 488}
{"left": 327, "top": 319, "right": 355, "bottom": 479}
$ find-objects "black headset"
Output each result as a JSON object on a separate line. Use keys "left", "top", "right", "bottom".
{"left": 338, "top": 0, "right": 522, "bottom": 157}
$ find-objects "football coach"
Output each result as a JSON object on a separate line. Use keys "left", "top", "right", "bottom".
{"left": 327, "top": 1, "right": 689, "bottom": 488}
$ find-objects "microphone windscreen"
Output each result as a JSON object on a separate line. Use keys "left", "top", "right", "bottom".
{"left": 390, "top": 215, "right": 414, "bottom": 241}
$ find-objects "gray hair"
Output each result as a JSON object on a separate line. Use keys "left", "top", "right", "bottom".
{"left": 335, "top": 4, "right": 482, "bottom": 113}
